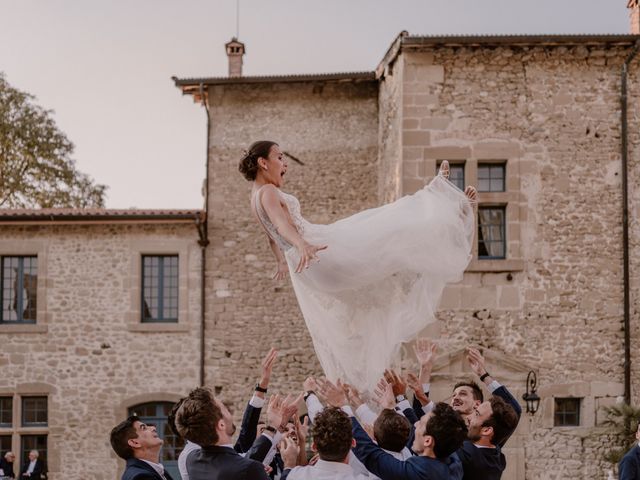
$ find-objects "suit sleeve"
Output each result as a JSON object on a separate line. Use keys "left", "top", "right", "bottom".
{"left": 244, "top": 433, "right": 274, "bottom": 463}
{"left": 351, "top": 417, "right": 415, "bottom": 480}
{"left": 235, "top": 399, "right": 263, "bottom": 453}
{"left": 411, "top": 397, "right": 426, "bottom": 419}
{"left": 401, "top": 407, "right": 417, "bottom": 451}
{"left": 619, "top": 452, "right": 638, "bottom": 480}
{"left": 491, "top": 385, "right": 522, "bottom": 447}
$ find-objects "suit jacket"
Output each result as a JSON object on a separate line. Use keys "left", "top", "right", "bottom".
{"left": 350, "top": 417, "right": 463, "bottom": 480}
{"left": 121, "top": 458, "right": 174, "bottom": 480}
{"left": 456, "top": 440, "right": 505, "bottom": 480}
{"left": 19, "top": 460, "right": 44, "bottom": 480}
{"left": 234, "top": 400, "right": 263, "bottom": 454}
{"left": 619, "top": 445, "right": 640, "bottom": 480}
{"left": 0, "top": 458, "right": 15, "bottom": 478}
{"left": 186, "top": 444, "right": 270, "bottom": 480}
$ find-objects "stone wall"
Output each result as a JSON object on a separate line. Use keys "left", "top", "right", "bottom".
{"left": 0, "top": 223, "right": 201, "bottom": 480}
{"left": 392, "top": 44, "right": 639, "bottom": 479}
{"left": 203, "top": 79, "right": 379, "bottom": 414}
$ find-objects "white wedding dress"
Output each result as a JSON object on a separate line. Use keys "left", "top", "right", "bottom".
{"left": 255, "top": 173, "right": 475, "bottom": 393}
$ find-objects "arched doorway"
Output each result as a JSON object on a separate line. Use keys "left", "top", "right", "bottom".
{"left": 129, "top": 402, "right": 184, "bottom": 479}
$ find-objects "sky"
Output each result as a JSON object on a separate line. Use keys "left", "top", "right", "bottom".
{"left": 0, "top": 0, "right": 630, "bottom": 209}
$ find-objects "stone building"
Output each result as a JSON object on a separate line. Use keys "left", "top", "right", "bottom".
{"left": 2, "top": 6, "right": 640, "bottom": 480}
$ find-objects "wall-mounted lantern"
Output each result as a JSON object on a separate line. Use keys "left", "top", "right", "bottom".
{"left": 522, "top": 370, "right": 540, "bottom": 415}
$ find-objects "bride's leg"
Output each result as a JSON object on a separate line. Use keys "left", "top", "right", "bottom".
{"left": 438, "top": 160, "right": 450, "bottom": 179}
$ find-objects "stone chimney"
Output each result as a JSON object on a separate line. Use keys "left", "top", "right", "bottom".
{"left": 629, "top": 0, "right": 640, "bottom": 34}
{"left": 225, "top": 37, "right": 245, "bottom": 77}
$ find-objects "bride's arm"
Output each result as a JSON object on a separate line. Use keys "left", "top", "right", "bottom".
{"left": 269, "top": 238, "right": 288, "bottom": 280}
{"left": 260, "top": 185, "right": 327, "bottom": 273}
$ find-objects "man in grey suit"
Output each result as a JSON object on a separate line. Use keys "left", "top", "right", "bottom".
{"left": 619, "top": 424, "right": 640, "bottom": 480}
{"left": 176, "top": 387, "right": 299, "bottom": 480}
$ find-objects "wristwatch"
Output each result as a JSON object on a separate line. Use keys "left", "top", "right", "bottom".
{"left": 395, "top": 394, "right": 406, "bottom": 403}
{"left": 303, "top": 390, "right": 315, "bottom": 401}
{"left": 255, "top": 384, "right": 268, "bottom": 393}
{"left": 264, "top": 425, "right": 277, "bottom": 434}
{"left": 479, "top": 372, "right": 491, "bottom": 381}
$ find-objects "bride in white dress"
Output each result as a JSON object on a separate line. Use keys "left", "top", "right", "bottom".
{"left": 240, "top": 141, "right": 476, "bottom": 393}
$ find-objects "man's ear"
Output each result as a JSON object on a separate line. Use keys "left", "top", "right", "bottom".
{"left": 311, "top": 441, "right": 318, "bottom": 453}
{"left": 423, "top": 434, "right": 434, "bottom": 450}
{"left": 216, "top": 418, "right": 226, "bottom": 432}
{"left": 481, "top": 425, "right": 494, "bottom": 440}
{"left": 127, "top": 438, "right": 141, "bottom": 450}
{"left": 351, "top": 438, "right": 356, "bottom": 448}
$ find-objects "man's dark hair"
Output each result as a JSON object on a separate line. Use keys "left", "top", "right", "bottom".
{"left": 425, "top": 403, "right": 468, "bottom": 459}
{"left": 373, "top": 409, "right": 411, "bottom": 452}
{"left": 175, "top": 388, "right": 222, "bottom": 447}
{"left": 482, "top": 396, "right": 519, "bottom": 446}
{"left": 453, "top": 381, "right": 484, "bottom": 402}
{"left": 110, "top": 415, "right": 140, "bottom": 460}
{"left": 167, "top": 397, "right": 187, "bottom": 438}
{"left": 311, "top": 407, "right": 353, "bottom": 462}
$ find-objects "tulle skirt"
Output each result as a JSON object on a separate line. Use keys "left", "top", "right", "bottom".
{"left": 284, "top": 175, "right": 475, "bottom": 393}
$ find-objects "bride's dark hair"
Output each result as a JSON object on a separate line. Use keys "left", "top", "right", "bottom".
{"left": 238, "top": 140, "right": 278, "bottom": 181}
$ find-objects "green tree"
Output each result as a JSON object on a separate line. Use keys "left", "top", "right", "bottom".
{"left": 0, "top": 73, "right": 106, "bottom": 208}
{"left": 601, "top": 402, "right": 640, "bottom": 464}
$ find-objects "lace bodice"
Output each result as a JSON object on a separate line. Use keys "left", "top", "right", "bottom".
{"left": 254, "top": 187, "right": 305, "bottom": 251}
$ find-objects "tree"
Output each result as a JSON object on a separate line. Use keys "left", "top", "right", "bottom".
{"left": 601, "top": 402, "right": 640, "bottom": 464}
{"left": 0, "top": 73, "right": 106, "bottom": 208}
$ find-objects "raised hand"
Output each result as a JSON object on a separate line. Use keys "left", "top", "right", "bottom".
{"left": 295, "top": 415, "right": 310, "bottom": 444}
{"left": 373, "top": 378, "right": 395, "bottom": 410}
{"left": 343, "top": 383, "right": 364, "bottom": 409}
{"left": 294, "top": 241, "right": 328, "bottom": 273}
{"left": 439, "top": 160, "right": 450, "bottom": 179}
{"left": 406, "top": 372, "right": 430, "bottom": 406}
{"left": 280, "top": 434, "right": 300, "bottom": 469}
{"left": 258, "top": 347, "right": 278, "bottom": 392}
{"left": 316, "top": 378, "right": 348, "bottom": 407}
{"left": 273, "top": 261, "right": 289, "bottom": 281}
{"left": 466, "top": 347, "right": 488, "bottom": 378}
{"left": 303, "top": 376, "right": 318, "bottom": 393}
{"left": 413, "top": 338, "right": 437, "bottom": 368}
{"left": 383, "top": 369, "right": 407, "bottom": 397}
{"left": 464, "top": 186, "right": 477, "bottom": 203}
{"left": 267, "top": 394, "right": 286, "bottom": 430}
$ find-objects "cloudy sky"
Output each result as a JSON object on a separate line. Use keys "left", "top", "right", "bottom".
{"left": 0, "top": 0, "right": 629, "bottom": 208}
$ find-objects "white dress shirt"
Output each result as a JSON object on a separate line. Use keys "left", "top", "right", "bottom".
{"left": 140, "top": 459, "right": 167, "bottom": 479}
{"left": 287, "top": 459, "right": 370, "bottom": 480}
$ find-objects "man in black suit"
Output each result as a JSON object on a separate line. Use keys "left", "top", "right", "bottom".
{"left": 176, "top": 387, "right": 299, "bottom": 480}
{"left": 0, "top": 451, "right": 15, "bottom": 478}
{"left": 110, "top": 415, "right": 174, "bottom": 480}
{"left": 619, "top": 424, "right": 640, "bottom": 480}
{"left": 19, "top": 450, "right": 44, "bottom": 480}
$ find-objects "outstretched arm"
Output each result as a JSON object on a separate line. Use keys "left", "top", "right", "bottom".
{"left": 259, "top": 185, "right": 327, "bottom": 272}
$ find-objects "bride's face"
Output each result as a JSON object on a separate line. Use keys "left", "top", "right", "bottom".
{"left": 260, "top": 144, "right": 288, "bottom": 187}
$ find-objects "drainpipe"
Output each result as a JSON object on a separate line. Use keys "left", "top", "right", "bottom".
{"left": 621, "top": 40, "right": 640, "bottom": 406}
{"left": 198, "top": 83, "right": 211, "bottom": 387}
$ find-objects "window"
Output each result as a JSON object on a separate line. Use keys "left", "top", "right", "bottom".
{"left": 554, "top": 398, "right": 581, "bottom": 426}
{"left": 436, "top": 161, "right": 465, "bottom": 191}
{"left": 478, "top": 163, "right": 505, "bottom": 192}
{"left": 1, "top": 256, "right": 37, "bottom": 324}
{"left": 20, "top": 435, "right": 47, "bottom": 469}
{"left": 478, "top": 207, "right": 506, "bottom": 259}
{"left": 141, "top": 256, "right": 179, "bottom": 323}
{"left": 0, "top": 435, "right": 11, "bottom": 454}
{"left": 0, "top": 397, "right": 12, "bottom": 427}
{"left": 129, "top": 402, "right": 183, "bottom": 479}
{"left": 21, "top": 397, "right": 47, "bottom": 427}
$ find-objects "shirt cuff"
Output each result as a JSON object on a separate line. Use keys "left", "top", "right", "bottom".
{"left": 396, "top": 399, "right": 412, "bottom": 412}
{"left": 341, "top": 405, "right": 355, "bottom": 417}
{"left": 249, "top": 395, "right": 266, "bottom": 409}
{"left": 422, "top": 383, "right": 430, "bottom": 394}
{"left": 487, "top": 380, "right": 501, "bottom": 393}
{"left": 423, "top": 401, "right": 435, "bottom": 413}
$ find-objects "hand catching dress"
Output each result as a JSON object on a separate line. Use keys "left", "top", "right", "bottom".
{"left": 254, "top": 173, "right": 475, "bottom": 393}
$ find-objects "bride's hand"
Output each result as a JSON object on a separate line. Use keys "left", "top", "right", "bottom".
{"left": 273, "top": 261, "right": 289, "bottom": 281}
{"left": 464, "top": 186, "right": 477, "bottom": 203}
{"left": 295, "top": 241, "right": 327, "bottom": 273}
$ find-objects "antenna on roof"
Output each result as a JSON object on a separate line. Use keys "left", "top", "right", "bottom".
{"left": 236, "top": 0, "right": 240, "bottom": 39}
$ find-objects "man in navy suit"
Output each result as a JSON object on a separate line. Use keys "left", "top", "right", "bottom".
{"left": 110, "top": 415, "right": 174, "bottom": 480}
{"left": 619, "top": 424, "right": 640, "bottom": 480}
